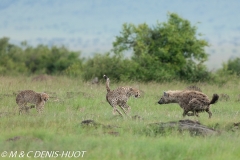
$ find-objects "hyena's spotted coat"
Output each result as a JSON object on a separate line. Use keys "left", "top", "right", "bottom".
{"left": 158, "top": 90, "right": 219, "bottom": 118}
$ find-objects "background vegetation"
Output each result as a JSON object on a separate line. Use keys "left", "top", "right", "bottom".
{"left": 0, "top": 13, "right": 239, "bottom": 83}
{"left": 0, "top": 76, "right": 239, "bottom": 160}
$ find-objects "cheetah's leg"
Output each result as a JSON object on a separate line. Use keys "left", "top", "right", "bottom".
{"left": 122, "top": 103, "right": 131, "bottom": 113}
{"left": 113, "top": 108, "right": 124, "bottom": 117}
{"left": 119, "top": 106, "right": 128, "bottom": 115}
{"left": 112, "top": 106, "right": 117, "bottom": 115}
{"left": 36, "top": 105, "right": 44, "bottom": 114}
{"left": 115, "top": 109, "right": 124, "bottom": 117}
{"left": 18, "top": 102, "right": 27, "bottom": 115}
{"left": 112, "top": 105, "right": 123, "bottom": 117}
{"left": 24, "top": 106, "right": 30, "bottom": 114}
{"left": 119, "top": 103, "right": 131, "bottom": 115}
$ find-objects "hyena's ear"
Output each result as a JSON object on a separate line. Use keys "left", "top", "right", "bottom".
{"left": 164, "top": 91, "right": 169, "bottom": 97}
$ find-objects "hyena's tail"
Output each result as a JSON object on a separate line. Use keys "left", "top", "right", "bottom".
{"left": 209, "top": 94, "right": 219, "bottom": 104}
{"left": 103, "top": 75, "right": 111, "bottom": 93}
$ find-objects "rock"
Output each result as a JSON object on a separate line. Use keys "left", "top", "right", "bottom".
{"left": 147, "top": 119, "right": 218, "bottom": 136}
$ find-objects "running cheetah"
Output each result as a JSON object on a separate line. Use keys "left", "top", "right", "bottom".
{"left": 158, "top": 90, "right": 219, "bottom": 118}
{"left": 103, "top": 75, "right": 140, "bottom": 116}
{"left": 16, "top": 90, "right": 49, "bottom": 115}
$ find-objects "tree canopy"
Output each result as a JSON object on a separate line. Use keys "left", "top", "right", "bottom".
{"left": 112, "top": 13, "right": 210, "bottom": 81}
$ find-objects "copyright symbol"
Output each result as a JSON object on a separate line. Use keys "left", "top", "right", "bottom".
{"left": 1, "top": 151, "right": 7, "bottom": 157}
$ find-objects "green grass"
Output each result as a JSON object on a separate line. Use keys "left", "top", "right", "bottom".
{"left": 0, "top": 76, "right": 240, "bottom": 160}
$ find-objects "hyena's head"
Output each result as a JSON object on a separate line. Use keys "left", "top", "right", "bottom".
{"left": 158, "top": 91, "right": 177, "bottom": 104}
{"left": 41, "top": 93, "right": 49, "bottom": 102}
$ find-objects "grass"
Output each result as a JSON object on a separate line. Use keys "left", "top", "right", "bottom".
{"left": 0, "top": 76, "right": 240, "bottom": 160}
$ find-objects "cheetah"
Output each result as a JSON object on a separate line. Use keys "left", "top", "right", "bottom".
{"left": 16, "top": 90, "right": 49, "bottom": 115}
{"left": 103, "top": 75, "right": 140, "bottom": 116}
{"left": 158, "top": 90, "right": 219, "bottom": 118}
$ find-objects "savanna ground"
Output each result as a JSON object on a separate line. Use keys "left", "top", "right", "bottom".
{"left": 0, "top": 76, "right": 240, "bottom": 160}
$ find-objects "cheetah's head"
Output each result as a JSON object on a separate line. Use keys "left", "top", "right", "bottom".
{"left": 41, "top": 93, "right": 49, "bottom": 102}
{"left": 129, "top": 88, "right": 140, "bottom": 98}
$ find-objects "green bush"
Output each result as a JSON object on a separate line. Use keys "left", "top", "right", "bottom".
{"left": 82, "top": 53, "right": 138, "bottom": 81}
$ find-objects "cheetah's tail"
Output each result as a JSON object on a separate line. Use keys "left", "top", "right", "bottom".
{"left": 209, "top": 94, "right": 219, "bottom": 104}
{"left": 103, "top": 75, "right": 111, "bottom": 92}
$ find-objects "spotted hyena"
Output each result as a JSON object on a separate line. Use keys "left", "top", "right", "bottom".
{"left": 103, "top": 75, "right": 140, "bottom": 116}
{"left": 158, "top": 90, "right": 219, "bottom": 118}
{"left": 16, "top": 90, "right": 49, "bottom": 115}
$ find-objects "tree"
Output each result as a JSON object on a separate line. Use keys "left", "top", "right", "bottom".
{"left": 112, "top": 13, "right": 210, "bottom": 81}
{"left": 0, "top": 37, "right": 28, "bottom": 75}
{"left": 224, "top": 57, "right": 240, "bottom": 75}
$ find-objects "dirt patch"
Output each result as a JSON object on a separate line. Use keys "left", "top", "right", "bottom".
{"left": 105, "top": 131, "right": 119, "bottom": 136}
{"left": 66, "top": 91, "right": 93, "bottom": 99}
{"left": 219, "top": 93, "right": 230, "bottom": 101}
{"left": 32, "top": 74, "right": 53, "bottom": 82}
{"left": 0, "top": 112, "right": 15, "bottom": 117}
{"left": 81, "top": 119, "right": 99, "bottom": 127}
{"left": 6, "top": 136, "right": 43, "bottom": 143}
{"left": 80, "top": 119, "right": 119, "bottom": 129}
{"left": 132, "top": 115, "right": 144, "bottom": 120}
{"left": 185, "top": 85, "right": 202, "bottom": 92}
{"left": 0, "top": 91, "right": 18, "bottom": 99}
{"left": 6, "top": 136, "right": 21, "bottom": 142}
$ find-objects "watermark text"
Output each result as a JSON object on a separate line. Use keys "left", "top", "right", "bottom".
{"left": 1, "top": 151, "right": 86, "bottom": 158}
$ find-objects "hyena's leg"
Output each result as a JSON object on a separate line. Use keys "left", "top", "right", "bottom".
{"left": 188, "top": 99, "right": 203, "bottom": 117}
{"left": 187, "top": 112, "right": 194, "bottom": 116}
{"left": 182, "top": 110, "right": 189, "bottom": 117}
{"left": 195, "top": 111, "right": 199, "bottom": 117}
{"left": 187, "top": 111, "right": 199, "bottom": 117}
{"left": 205, "top": 108, "right": 212, "bottom": 118}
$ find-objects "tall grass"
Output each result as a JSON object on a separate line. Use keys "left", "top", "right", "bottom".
{"left": 0, "top": 76, "right": 239, "bottom": 159}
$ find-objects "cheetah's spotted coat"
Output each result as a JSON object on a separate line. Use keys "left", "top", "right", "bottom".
{"left": 103, "top": 75, "right": 140, "bottom": 116}
{"left": 16, "top": 90, "right": 49, "bottom": 114}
